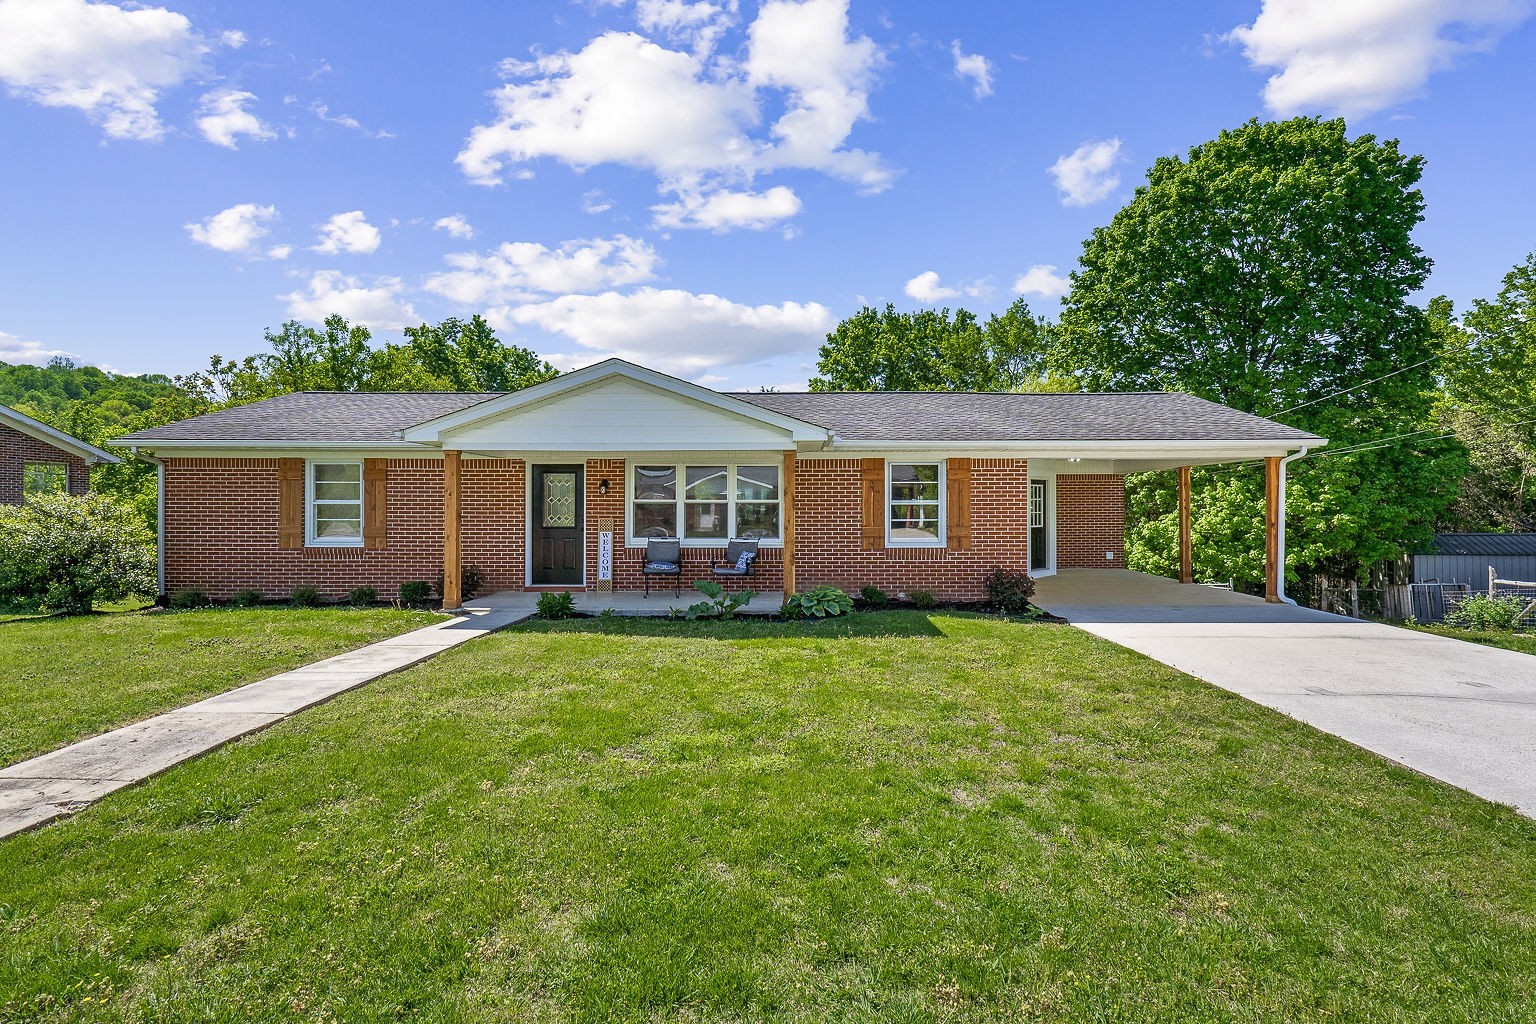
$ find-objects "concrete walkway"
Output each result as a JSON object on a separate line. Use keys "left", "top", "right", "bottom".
{"left": 0, "top": 608, "right": 526, "bottom": 839}
{"left": 1034, "top": 570, "right": 1536, "bottom": 816}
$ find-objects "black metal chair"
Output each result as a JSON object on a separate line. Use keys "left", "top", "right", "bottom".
{"left": 711, "top": 539, "right": 759, "bottom": 587}
{"left": 642, "top": 537, "right": 682, "bottom": 597}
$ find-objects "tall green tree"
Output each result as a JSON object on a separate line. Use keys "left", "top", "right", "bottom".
{"left": 404, "top": 314, "right": 558, "bottom": 392}
{"left": 1057, "top": 117, "right": 1462, "bottom": 585}
{"left": 811, "top": 299, "right": 1057, "bottom": 392}
{"left": 1435, "top": 255, "right": 1536, "bottom": 530}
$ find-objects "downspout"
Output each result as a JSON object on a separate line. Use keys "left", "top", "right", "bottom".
{"left": 1275, "top": 445, "right": 1310, "bottom": 606}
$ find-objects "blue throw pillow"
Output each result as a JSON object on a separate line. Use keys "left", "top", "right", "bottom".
{"left": 735, "top": 550, "right": 755, "bottom": 571}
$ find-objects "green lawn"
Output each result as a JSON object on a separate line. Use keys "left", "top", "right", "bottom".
{"left": 0, "top": 607, "right": 443, "bottom": 764}
{"left": 3, "top": 612, "right": 1534, "bottom": 1022}
{"left": 1406, "top": 623, "right": 1536, "bottom": 657}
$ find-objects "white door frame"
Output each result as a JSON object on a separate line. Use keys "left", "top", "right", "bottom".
{"left": 1029, "top": 469, "right": 1057, "bottom": 577}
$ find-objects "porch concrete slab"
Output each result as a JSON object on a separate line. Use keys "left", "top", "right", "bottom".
{"left": 1034, "top": 570, "right": 1536, "bottom": 816}
{"left": 465, "top": 589, "right": 785, "bottom": 617}
{"left": 0, "top": 606, "right": 527, "bottom": 840}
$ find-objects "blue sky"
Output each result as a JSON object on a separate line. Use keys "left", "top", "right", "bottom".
{"left": 1, "top": 0, "right": 1532, "bottom": 390}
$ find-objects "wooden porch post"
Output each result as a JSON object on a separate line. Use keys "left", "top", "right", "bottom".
{"left": 1264, "top": 456, "right": 1281, "bottom": 603}
{"left": 781, "top": 450, "right": 797, "bottom": 597}
{"left": 443, "top": 449, "right": 462, "bottom": 610}
{"left": 1177, "top": 465, "right": 1193, "bottom": 585}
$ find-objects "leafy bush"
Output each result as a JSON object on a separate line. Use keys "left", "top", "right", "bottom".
{"left": 347, "top": 586, "right": 378, "bottom": 607}
{"left": 859, "top": 585, "right": 889, "bottom": 608}
{"left": 781, "top": 586, "right": 854, "bottom": 619}
{"left": 290, "top": 586, "right": 322, "bottom": 608}
{"left": 681, "top": 580, "right": 758, "bottom": 620}
{"left": 983, "top": 567, "right": 1035, "bottom": 614}
{"left": 537, "top": 591, "right": 577, "bottom": 619}
{"left": 910, "top": 589, "right": 938, "bottom": 610}
{"left": 399, "top": 580, "right": 434, "bottom": 607}
{"left": 1445, "top": 593, "right": 1528, "bottom": 632}
{"left": 169, "top": 588, "right": 210, "bottom": 610}
{"left": 0, "top": 492, "right": 157, "bottom": 615}
{"left": 435, "top": 564, "right": 486, "bottom": 601}
{"left": 230, "top": 588, "right": 264, "bottom": 607}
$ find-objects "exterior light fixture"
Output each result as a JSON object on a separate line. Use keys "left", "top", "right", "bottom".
{"left": 1066, "top": 457, "right": 1081, "bottom": 463}
{"left": 598, "top": 478, "right": 611, "bottom": 495}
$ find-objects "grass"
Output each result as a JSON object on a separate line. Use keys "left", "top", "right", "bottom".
{"left": 1404, "top": 623, "right": 1536, "bottom": 657}
{"left": 3, "top": 611, "right": 1535, "bottom": 1022}
{"left": 0, "top": 606, "right": 443, "bottom": 764}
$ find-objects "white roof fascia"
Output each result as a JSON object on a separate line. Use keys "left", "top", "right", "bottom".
{"left": 3, "top": 406, "right": 120, "bottom": 464}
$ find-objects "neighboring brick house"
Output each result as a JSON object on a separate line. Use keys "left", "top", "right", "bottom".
{"left": 1, "top": 404, "right": 118, "bottom": 503}
{"left": 117, "top": 359, "right": 1322, "bottom": 606}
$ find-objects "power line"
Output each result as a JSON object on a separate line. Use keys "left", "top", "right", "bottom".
{"left": 1270, "top": 356, "right": 1437, "bottom": 418}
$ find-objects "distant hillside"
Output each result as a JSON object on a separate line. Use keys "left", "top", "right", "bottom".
{"left": 0, "top": 358, "right": 184, "bottom": 448}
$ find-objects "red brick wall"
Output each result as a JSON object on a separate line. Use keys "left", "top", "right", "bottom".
{"left": 162, "top": 456, "right": 1127, "bottom": 600}
{"left": 1056, "top": 473, "right": 1125, "bottom": 568}
{"left": 1, "top": 422, "right": 90, "bottom": 503}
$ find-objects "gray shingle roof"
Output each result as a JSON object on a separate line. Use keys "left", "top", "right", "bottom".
{"left": 117, "top": 391, "right": 499, "bottom": 443}
{"left": 1429, "top": 533, "right": 1536, "bottom": 557}
{"left": 734, "top": 391, "right": 1320, "bottom": 442}
{"left": 117, "top": 386, "right": 1319, "bottom": 445}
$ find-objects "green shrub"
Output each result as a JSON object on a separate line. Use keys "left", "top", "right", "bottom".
{"left": 230, "top": 588, "right": 264, "bottom": 607}
{"left": 859, "top": 585, "right": 889, "bottom": 608}
{"left": 290, "top": 586, "right": 322, "bottom": 608}
{"left": 347, "top": 586, "right": 378, "bottom": 607}
{"left": 435, "top": 564, "right": 486, "bottom": 601}
{"left": 0, "top": 492, "right": 156, "bottom": 615}
{"left": 399, "top": 581, "right": 434, "bottom": 607}
{"left": 680, "top": 580, "right": 757, "bottom": 620}
{"left": 537, "top": 591, "right": 577, "bottom": 619}
{"left": 781, "top": 586, "right": 854, "bottom": 619}
{"left": 1445, "top": 593, "right": 1528, "bottom": 632}
{"left": 910, "top": 589, "right": 938, "bottom": 610}
{"left": 169, "top": 588, "right": 210, "bottom": 610}
{"left": 983, "top": 567, "right": 1035, "bottom": 614}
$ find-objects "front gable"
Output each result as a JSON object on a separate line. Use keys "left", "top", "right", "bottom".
{"left": 402, "top": 359, "right": 829, "bottom": 452}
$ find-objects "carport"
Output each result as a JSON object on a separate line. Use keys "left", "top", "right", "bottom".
{"left": 1034, "top": 569, "right": 1536, "bottom": 817}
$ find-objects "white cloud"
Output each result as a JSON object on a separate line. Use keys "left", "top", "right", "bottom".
{"left": 0, "top": 0, "right": 240, "bottom": 141}
{"left": 185, "top": 202, "right": 278, "bottom": 254}
{"left": 1049, "top": 138, "right": 1122, "bottom": 207}
{"left": 457, "top": 0, "right": 889, "bottom": 229}
{"left": 0, "top": 329, "right": 80, "bottom": 366}
{"left": 501, "top": 287, "right": 834, "bottom": 374}
{"left": 904, "top": 270, "right": 958, "bottom": 303}
{"left": 310, "top": 101, "right": 393, "bottom": 139}
{"left": 220, "top": 29, "right": 246, "bottom": 49}
{"left": 951, "top": 40, "right": 994, "bottom": 98}
{"left": 582, "top": 189, "right": 615, "bottom": 214}
{"left": 1227, "top": 0, "right": 1533, "bottom": 117}
{"left": 433, "top": 214, "right": 475, "bottom": 240}
{"left": 636, "top": 0, "right": 738, "bottom": 55}
{"left": 267, "top": 244, "right": 292, "bottom": 260}
{"left": 280, "top": 271, "right": 416, "bottom": 331}
{"left": 195, "top": 88, "right": 274, "bottom": 148}
{"left": 313, "top": 210, "right": 382, "bottom": 254}
{"left": 1012, "top": 264, "right": 1070, "bottom": 299}
{"left": 651, "top": 185, "right": 802, "bottom": 231}
{"left": 424, "top": 235, "right": 660, "bottom": 306}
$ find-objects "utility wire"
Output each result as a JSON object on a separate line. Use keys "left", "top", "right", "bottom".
{"left": 1270, "top": 356, "right": 1437, "bottom": 418}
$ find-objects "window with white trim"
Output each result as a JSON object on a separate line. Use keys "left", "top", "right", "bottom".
{"left": 630, "top": 463, "right": 780, "bottom": 544}
{"left": 308, "top": 462, "right": 364, "bottom": 546}
{"left": 22, "top": 462, "right": 68, "bottom": 498}
{"left": 888, "top": 462, "right": 944, "bottom": 545}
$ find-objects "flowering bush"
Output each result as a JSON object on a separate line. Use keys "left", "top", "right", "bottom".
{"left": 0, "top": 492, "right": 156, "bottom": 615}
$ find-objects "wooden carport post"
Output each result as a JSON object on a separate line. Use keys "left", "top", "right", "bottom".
{"left": 443, "top": 449, "right": 462, "bottom": 611}
{"left": 1264, "top": 456, "right": 1282, "bottom": 603}
{"left": 781, "top": 450, "right": 797, "bottom": 597}
{"left": 1177, "top": 465, "right": 1193, "bottom": 585}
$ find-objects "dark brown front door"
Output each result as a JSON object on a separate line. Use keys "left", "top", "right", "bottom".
{"left": 531, "top": 465, "right": 583, "bottom": 585}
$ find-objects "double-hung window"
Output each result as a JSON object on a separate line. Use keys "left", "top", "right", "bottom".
{"left": 22, "top": 462, "right": 68, "bottom": 498}
{"left": 308, "top": 462, "right": 364, "bottom": 546}
{"left": 888, "top": 462, "right": 944, "bottom": 545}
{"left": 631, "top": 463, "right": 781, "bottom": 543}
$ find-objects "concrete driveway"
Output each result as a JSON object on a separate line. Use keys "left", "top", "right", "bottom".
{"left": 1033, "top": 570, "right": 1536, "bottom": 816}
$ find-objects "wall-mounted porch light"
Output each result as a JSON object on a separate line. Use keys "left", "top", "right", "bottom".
{"left": 598, "top": 478, "right": 611, "bottom": 495}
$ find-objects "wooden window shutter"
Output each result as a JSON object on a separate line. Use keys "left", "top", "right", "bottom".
{"left": 363, "top": 458, "right": 388, "bottom": 550}
{"left": 860, "top": 458, "right": 886, "bottom": 550}
{"left": 946, "top": 458, "right": 972, "bottom": 551}
{"left": 278, "top": 458, "right": 305, "bottom": 549}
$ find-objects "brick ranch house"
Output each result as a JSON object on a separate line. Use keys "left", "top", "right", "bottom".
{"left": 117, "top": 359, "right": 1324, "bottom": 608}
{"left": 1, "top": 403, "right": 118, "bottom": 503}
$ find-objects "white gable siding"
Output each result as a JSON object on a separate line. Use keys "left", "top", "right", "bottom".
{"left": 442, "top": 377, "right": 796, "bottom": 451}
